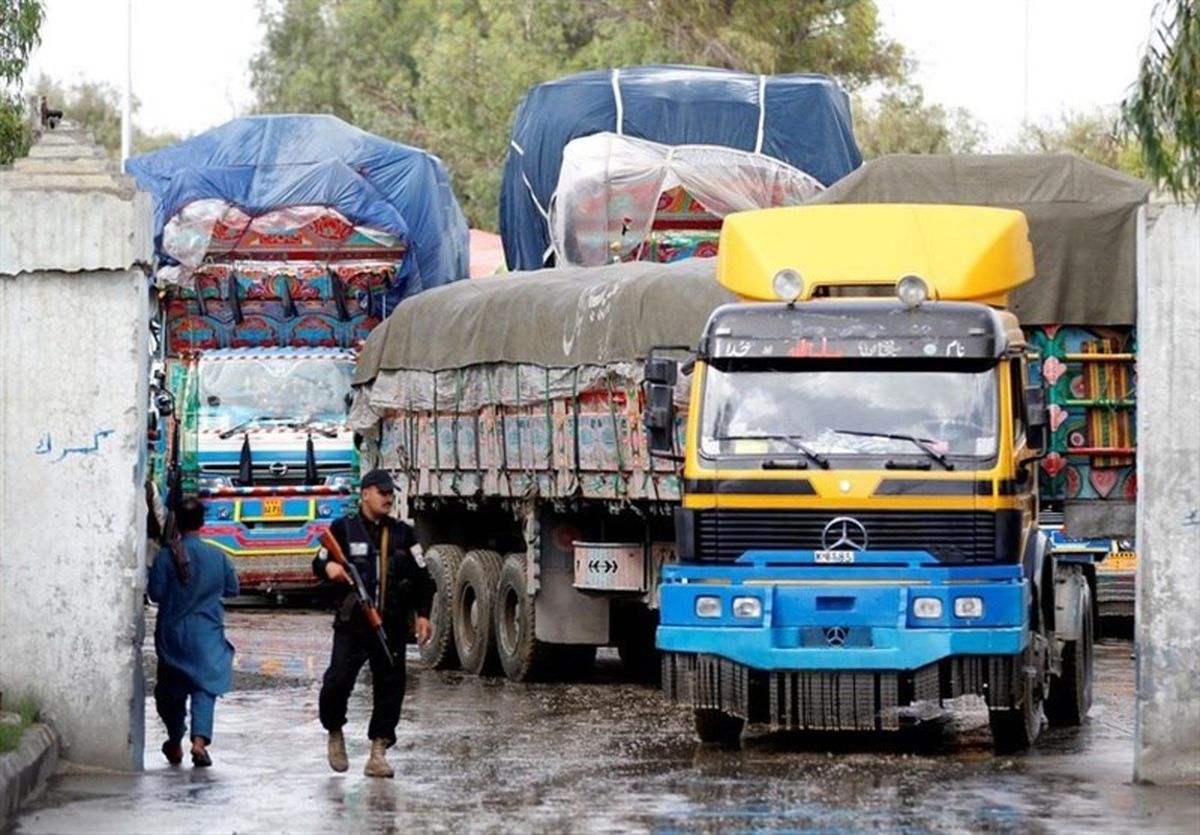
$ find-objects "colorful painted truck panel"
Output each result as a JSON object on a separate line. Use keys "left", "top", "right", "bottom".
{"left": 374, "top": 366, "right": 685, "bottom": 503}
{"left": 1026, "top": 324, "right": 1138, "bottom": 617}
{"left": 153, "top": 253, "right": 392, "bottom": 593}
{"left": 130, "top": 115, "right": 470, "bottom": 595}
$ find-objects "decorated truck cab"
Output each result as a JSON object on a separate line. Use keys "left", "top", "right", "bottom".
{"left": 129, "top": 115, "right": 469, "bottom": 597}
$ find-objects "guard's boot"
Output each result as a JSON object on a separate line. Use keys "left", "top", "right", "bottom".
{"left": 363, "top": 738, "right": 394, "bottom": 778}
{"left": 327, "top": 729, "right": 349, "bottom": 773}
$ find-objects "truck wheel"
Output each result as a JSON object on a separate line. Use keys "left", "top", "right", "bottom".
{"left": 494, "top": 552, "right": 549, "bottom": 681}
{"left": 419, "top": 544, "right": 464, "bottom": 670}
{"left": 694, "top": 709, "right": 744, "bottom": 749}
{"left": 1046, "top": 581, "right": 1094, "bottom": 726}
{"left": 616, "top": 608, "right": 661, "bottom": 684}
{"left": 989, "top": 646, "right": 1045, "bottom": 753}
{"left": 452, "top": 549, "right": 503, "bottom": 676}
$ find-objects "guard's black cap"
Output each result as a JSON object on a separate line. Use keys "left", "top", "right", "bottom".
{"left": 360, "top": 469, "right": 396, "bottom": 493}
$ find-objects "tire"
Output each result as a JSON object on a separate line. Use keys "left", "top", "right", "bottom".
{"left": 419, "top": 544, "right": 464, "bottom": 670}
{"left": 452, "top": 549, "right": 503, "bottom": 676}
{"left": 494, "top": 552, "right": 550, "bottom": 682}
{"left": 1046, "top": 581, "right": 1095, "bottom": 726}
{"left": 694, "top": 709, "right": 744, "bottom": 749}
{"left": 989, "top": 645, "right": 1045, "bottom": 754}
{"left": 616, "top": 608, "right": 661, "bottom": 685}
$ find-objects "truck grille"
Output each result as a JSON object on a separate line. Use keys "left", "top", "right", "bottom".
{"left": 201, "top": 462, "right": 348, "bottom": 486}
{"left": 694, "top": 509, "right": 1009, "bottom": 564}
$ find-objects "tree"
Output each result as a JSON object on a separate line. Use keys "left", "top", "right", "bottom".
{"left": 852, "top": 83, "right": 985, "bottom": 157}
{"left": 1121, "top": 0, "right": 1199, "bottom": 200}
{"left": 32, "top": 75, "right": 182, "bottom": 158}
{"left": 0, "top": 0, "right": 43, "bottom": 164}
{"left": 1010, "top": 109, "right": 1146, "bottom": 178}
{"left": 251, "top": 0, "right": 909, "bottom": 229}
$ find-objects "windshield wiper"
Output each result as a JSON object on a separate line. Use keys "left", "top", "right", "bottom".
{"left": 718, "top": 433, "right": 829, "bottom": 469}
{"left": 831, "top": 429, "right": 955, "bottom": 471}
{"left": 218, "top": 415, "right": 292, "bottom": 440}
{"left": 288, "top": 417, "right": 340, "bottom": 438}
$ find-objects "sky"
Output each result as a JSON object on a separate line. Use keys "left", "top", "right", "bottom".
{"left": 22, "top": 0, "right": 1164, "bottom": 148}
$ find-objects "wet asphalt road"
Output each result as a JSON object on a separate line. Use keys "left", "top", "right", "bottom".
{"left": 8, "top": 608, "right": 1199, "bottom": 834}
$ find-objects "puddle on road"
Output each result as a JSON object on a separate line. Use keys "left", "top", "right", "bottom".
{"left": 11, "top": 616, "right": 1196, "bottom": 834}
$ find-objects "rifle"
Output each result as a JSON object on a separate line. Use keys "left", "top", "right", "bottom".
{"left": 154, "top": 378, "right": 189, "bottom": 584}
{"left": 319, "top": 528, "right": 395, "bottom": 665}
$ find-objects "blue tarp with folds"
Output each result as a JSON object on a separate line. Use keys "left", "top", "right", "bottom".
{"left": 499, "top": 65, "right": 862, "bottom": 271}
{"left": 126, "top": 114, "right": 469, "bottom": 299}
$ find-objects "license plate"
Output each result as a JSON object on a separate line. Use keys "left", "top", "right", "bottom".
{"left": 262, "top": 498, "right": 283, "bottom": 518}
{"left": 815, "top": 550, "right": 856, "bottom": 564}
{"left": 1100, "top": 551, "right": 1137, "bottom": 573}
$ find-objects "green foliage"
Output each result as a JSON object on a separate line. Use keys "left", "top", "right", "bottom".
{"left": 1121, "top": 0, "right": 1199, "bottom": 201}
{"left": 0, "top": 0, "right": 43, "bottom": 164}
{"left": 0, "top": 694, "right": 38, "bottom": 753}
{"left": 1010, "top": 109, "right": 1147, "bottom": 178}
{"left": 31, "top": 75, "right": 182, "bottom": 159}
{"left": 250, "top": 0, "right": 907, "bottom": 229}
{"left": 852, "top": 83, "right": 984, "bottom": 157}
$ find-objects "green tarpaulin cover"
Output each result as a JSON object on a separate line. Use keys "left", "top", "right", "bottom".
{"left": 353, "top": 259, "right": 734, "bottom": 384}
{"left": 811, "top": 154, "right": 1150, "bottom": 325}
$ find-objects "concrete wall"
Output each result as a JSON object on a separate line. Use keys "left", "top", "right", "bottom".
{"left": 0, "top": 128, "right": 152, "bottom": 770}
{"left": 1135, "top": 203, "right": 1200, "bottom": 784}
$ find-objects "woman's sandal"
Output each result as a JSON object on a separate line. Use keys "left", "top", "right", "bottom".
{"left": 191, "top": 748, "right": 212, "bottom": 768}
{"left": 162, "top": 740, "right": 183, "bottom": 765}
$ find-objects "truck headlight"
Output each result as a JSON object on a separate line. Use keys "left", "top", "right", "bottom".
{"left": 198, "top": 474, "right": 232, "bottom": 490}
{"left": 732, "top": 596, "right": 762, "bottom": 619}
{"left": 954, "top": 596, "right": 984, "bottom": 618}
{"left": 772, "top": 268, "right": 804, "bottom": 301}
{"left": 896, "top": 274, "right": 930, "bottom": 306}
{"left": 695, "top": 596, "right": 722, "bottom": 618}
{"left": 912, "top": 596, "right": 943, "bottom": 619}
{"left": 325, "top": 474, "right": 354, "bottom": 491}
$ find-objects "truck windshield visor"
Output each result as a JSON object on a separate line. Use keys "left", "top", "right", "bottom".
{"left": 700, "top": 362, "right": 999, "bottom": 460}
{"left": 197, "top": 356, "right": 354, "bottom": 432}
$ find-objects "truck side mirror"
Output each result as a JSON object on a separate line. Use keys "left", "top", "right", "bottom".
{"left": 1025, "top": 384, "right": 1048, "bottom": 455}
{"left": 155, "top": 392, "right": 175, "bottom": 418}
{"left": 644, "top": 382, "right": 676, "bottom": 455}
{"left": 645, "top": 357, "right": 678, "bottom": 386}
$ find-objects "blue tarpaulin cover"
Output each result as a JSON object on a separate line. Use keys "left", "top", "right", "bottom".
{"left": 499, "top": 65, "right": 861, "bottom": 271}
{"left": 127, "top": 114, "right": 470, "bottom": 299}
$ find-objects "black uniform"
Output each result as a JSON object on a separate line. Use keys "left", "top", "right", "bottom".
{"left": 312, "top": 511, "right": 433, "bottom": 745}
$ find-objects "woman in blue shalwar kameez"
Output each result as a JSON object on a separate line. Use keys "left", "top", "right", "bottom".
{"left": 148, "top": 498, "right": 239, "bottom": 767}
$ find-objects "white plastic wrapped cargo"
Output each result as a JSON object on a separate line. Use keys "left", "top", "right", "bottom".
{"left": 547, "top": 132, "right": 824, "bottom": 267}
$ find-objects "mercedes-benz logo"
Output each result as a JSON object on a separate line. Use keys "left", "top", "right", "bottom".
{"left": 268, "top": 462, "right": 288, "bottom": 477}
{"left": 821, "top": 516, "right": 869, "bottom": 551}
{"left": 824, "top": 626, "right": 848, "bottom": 647}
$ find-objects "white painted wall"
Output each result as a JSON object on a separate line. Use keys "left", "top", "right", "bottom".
{"left": 0, "top": 129, "right": 152, "bottom": 771}
{"left": 1135, "top": 203, "right": 1200, "bottom": 785}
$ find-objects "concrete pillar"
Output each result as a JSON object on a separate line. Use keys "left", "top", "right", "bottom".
{"left": 1135, "top": 203, "right": 1200, "bottom": 784}
{"left": 0, "top": 126, "right": 153, "bottom": 770}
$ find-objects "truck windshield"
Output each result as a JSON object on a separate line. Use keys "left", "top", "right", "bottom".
{"left": 197, "top": 356, "right": 354, "bottom": 433}
{"left": 700, "top": 364, "right": 999, "bottom": 461}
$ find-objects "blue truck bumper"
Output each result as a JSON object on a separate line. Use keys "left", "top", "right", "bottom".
{"left": 656, "top": 552, "right": 1031, "bottom": 728}
{"left": 657, "top": 552, "right": 1029, "bottom": 672}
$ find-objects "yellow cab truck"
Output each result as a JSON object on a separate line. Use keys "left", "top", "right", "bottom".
{"left": 650, "top": 204, "right": 1097, "bottom": 752}
{"left": 806, "top": 156, "right": 1148, "bottom": 633}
